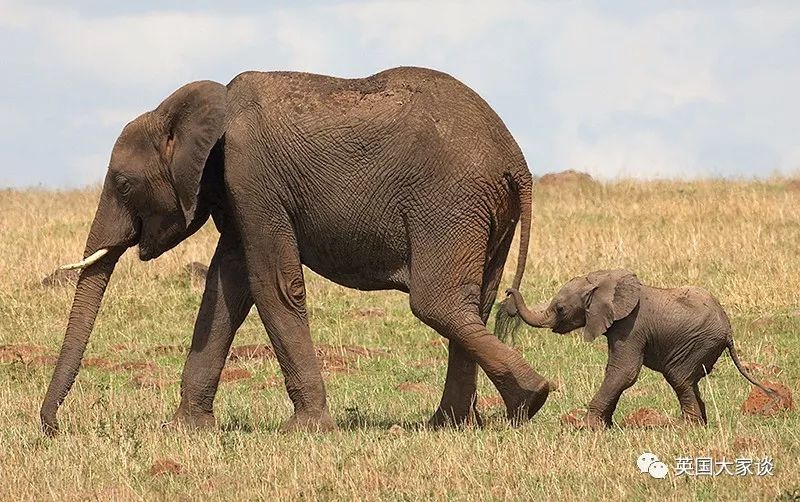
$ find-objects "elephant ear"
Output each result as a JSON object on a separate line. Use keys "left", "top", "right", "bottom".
{"left": 155, "top": 80, "right": 227, "bottom": 227}
{"left": 583, "top": 269, "right": 641, "bottom": 342}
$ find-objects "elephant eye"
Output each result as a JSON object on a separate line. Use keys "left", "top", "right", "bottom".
{"left": 115, "top": 174, "right": 132, "bottom": 197}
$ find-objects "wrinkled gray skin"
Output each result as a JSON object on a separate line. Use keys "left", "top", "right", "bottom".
{"left": 504, "top": 269, "right": 774, "bottom": 429}
{"left": 40, "top": 67, "right": 552, "bottom": 435}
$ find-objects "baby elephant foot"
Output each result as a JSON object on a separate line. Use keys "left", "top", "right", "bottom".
{"left": 280, "top": 409, "right": 337, "bottom": 433}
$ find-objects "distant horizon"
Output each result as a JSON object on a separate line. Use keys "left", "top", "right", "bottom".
{"left": 4, "top": 168, "right": 798, "bottom": 192}
{"left": 1, "top": 1, "right": 798, "bottom": 188}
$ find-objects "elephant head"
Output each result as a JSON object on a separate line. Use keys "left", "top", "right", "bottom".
{"left": 40, "top": 81, "right": 228, "bottom": 434}
{"left": 506, "top": 269, "right": 641, "bottom": 342}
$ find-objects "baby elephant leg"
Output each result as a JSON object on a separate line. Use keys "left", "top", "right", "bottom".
{"left": 583, "top": 341, "right": 644, "bottom": 428}
{"left": 667, "top": 376, "right": 708, "bottom": 425}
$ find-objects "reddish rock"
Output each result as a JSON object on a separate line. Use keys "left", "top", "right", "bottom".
{"left": 149, "top": 459, "right": 182, "bottom": 476}
{"left": 741, "top": 381, "right": 794, "bottom": 416}
{"left": 621, "top": 407, "right": 675, "bottom": 428}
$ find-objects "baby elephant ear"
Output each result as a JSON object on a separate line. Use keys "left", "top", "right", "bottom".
{"left": 584, "top": 269, "right": 641, "bottom": 342}
{"left": 155, "top": 80, "right": 227, "bottom": 228}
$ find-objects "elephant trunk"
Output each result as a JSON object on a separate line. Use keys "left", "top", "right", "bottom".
{"left": 506, "top": 289, "right": 554, "bottom": 328}
{"left": 40, "top": 250, "right": 122, "bottom": 434}
{"left": 41, "top": 180, "right": 137, "bottom": 435}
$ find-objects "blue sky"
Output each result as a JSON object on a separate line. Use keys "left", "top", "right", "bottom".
{"left": 1, "top": 1, "right": 798, "bottom": 187}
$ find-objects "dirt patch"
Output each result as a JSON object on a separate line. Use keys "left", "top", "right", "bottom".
{"left": 741, "top": 361, "right": 783, "bottom": 376}
{"left": 145, "top": 345, "right": 186, "bottom": 356}
{"left": 732, "top": 435, "right": 762, "bottom": 452}
{"left": 149, "top": 459, "right": 182, "bottom": 476}
{"left": 396, "top": 382, "right": 436, "bottom": 394}
{"left": 352, "top": 307, "right": 386, "bottom": 318}
{"left": 131, "top": 371, "right": 172, "bottom": 390}
{"left": 228, "top": 344, "right": 275, "bottom": 361}
{"left": 560, "top": 408, "right": 588, "bottom": 426}
{"left": 740, "top": 381, "right": 794, "bottom": 416}
{"left": 316, "top": 344, "right": 385, "bottom": 373}
{"left": 114, "top": 361, "right": 155, "bottom": 371}
{"left": 786, "top": 179, "right": 800, "bottom": 191}
{"left": 477, "top": 395, "right": 504, "bottom": 409}
{"left": 621, "top": 407, "right": 675, "bottom": 428}
{"left": 40, "top": 268, "right": 79, "bottom": 288}
{"left": 537, "top": 170, "right": 596, "bottom": 187}
{"left": 229, "top": 343, "right": 383, "bottom": 374}
{"left": 0, "top": 344, "right": 51, "bottom": 364}
{"left": 82, "top": 357, "right": 114, "bottom": 370}
{"left": 219, "top": 367, "right": 252, "bottom": 383}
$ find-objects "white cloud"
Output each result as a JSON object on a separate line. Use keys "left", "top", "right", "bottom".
{"left": 4, "top": 3, "right": 260, "bottom": 85}
{"left": 1, "top": 1, "right": 799, "bottom": 186}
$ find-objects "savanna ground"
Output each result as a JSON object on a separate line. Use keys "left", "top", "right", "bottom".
{"left": 1, "top": 178, "right": 798, "bottom": 500}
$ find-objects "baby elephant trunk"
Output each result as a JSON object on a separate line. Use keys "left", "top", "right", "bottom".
{"left": 505, "top": 289, "right": 554, "bottom": 328}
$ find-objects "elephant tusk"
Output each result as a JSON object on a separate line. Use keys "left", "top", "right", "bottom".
{"left": 59, "top": 248, "right": 110, "bottom": 270}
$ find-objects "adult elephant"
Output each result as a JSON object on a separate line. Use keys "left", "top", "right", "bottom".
{"left": 41, "top": 67, "right": 550, "bottom": 434}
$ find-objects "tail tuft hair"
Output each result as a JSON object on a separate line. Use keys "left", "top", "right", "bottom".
{"left": 495, "top": 296, "right": 522, "bottom": 344}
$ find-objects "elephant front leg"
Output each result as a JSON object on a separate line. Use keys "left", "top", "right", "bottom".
{"left": 242, "top": 227, "right": 335, "bottom": 432}
{"left": 172, "top": 232, "right": 253, "bottom": 429}
{"left": 429, "top": 341, "right": 481, "bottom": 428}
{"left": 582, "top": 344, "right": 644, "bottom": 429}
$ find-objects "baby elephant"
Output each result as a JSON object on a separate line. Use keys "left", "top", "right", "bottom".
{"left": 502, "top": 269, "right": 774, "bottom": 429}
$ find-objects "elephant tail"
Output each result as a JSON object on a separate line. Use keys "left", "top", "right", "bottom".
{"left": 495, "top": 170, "right": 533, "bottom": 343}
{"left": 727, "top": 338, "right": 777, "bottom": 400}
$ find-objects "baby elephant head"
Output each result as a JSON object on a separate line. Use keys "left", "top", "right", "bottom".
{"left": 508, "top": 269, "right": 641, "bottom": 341}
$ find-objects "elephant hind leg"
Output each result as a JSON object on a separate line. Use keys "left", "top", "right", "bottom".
{"left": 666, "top": 374, "right": 707, "bottom": 425}
{"left": 428, "top": 225, "right": 516, "bottom": 429}
{"left": 409, "top": 231, "right": 549, "bottom": 426}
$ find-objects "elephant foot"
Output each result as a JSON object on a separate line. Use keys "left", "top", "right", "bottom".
{"left": 505, "top": 383, "right": 550, "bottom": 426}
{"left": 428, "top": 404, "right": 483, "bottom": 430}
{"left": 168, "top": 404, "right": 217, "bottom": 430}
{"left": 280, "top": 409, "right": 337, "bottom": 433}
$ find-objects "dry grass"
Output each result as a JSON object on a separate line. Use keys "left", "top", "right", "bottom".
{"left": 0, "top": 179, "right": 798, "bottom": 500}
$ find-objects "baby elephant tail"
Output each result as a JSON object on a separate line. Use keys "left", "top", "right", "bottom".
{"left": 727, "top": 338, "right": 777, "bottom": 400}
